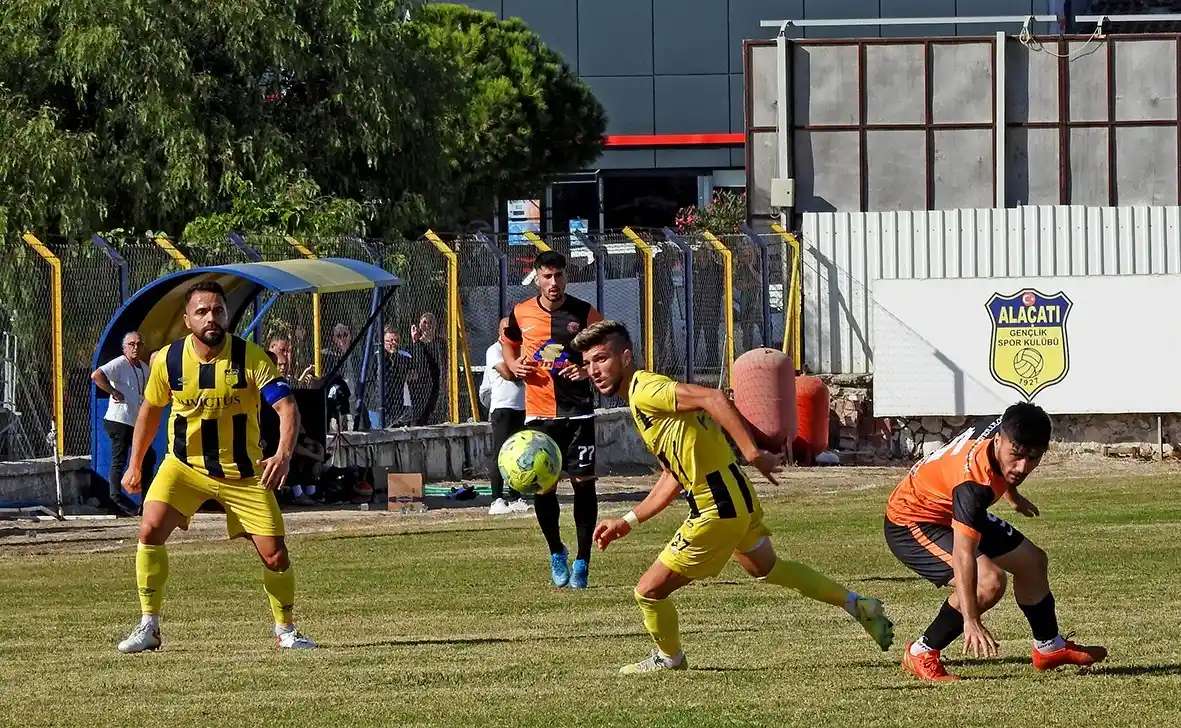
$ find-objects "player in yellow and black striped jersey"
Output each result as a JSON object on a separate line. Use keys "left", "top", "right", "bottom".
{"left": 114, "top": 280, "right": 316, "bottom": 654}
{"left": 572, "top": 320, "right": 896, "bottom": 674}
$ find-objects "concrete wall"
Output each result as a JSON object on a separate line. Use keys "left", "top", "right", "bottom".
{"left": 329, "top": 407, "right": 656, "bottom": 481}
{"left": 823, "top": 374, "right": 1181, "bottom": 463}
{"left": 0, "top": 456, "right": 91, "bottom": 507}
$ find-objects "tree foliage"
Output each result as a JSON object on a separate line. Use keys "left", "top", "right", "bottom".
{"left": 0, "top": 0, "right": 605, "bottom": 242}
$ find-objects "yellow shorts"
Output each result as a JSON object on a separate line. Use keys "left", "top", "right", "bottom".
{"left": 146, "top": 456, "right": 285, "bottom": 539}
{"left": 658, "top": 509, "right": 772, "bottom": 581}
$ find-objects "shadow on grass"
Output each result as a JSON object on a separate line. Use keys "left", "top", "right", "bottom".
{"left": 337, "top": 626, "right": 757, "bottom": 650}
{"left": 850, "top": 575, "right": 925, "bottom": 584}
{"left": 1087, "top": 664, "right": 1181, "bottom": 677}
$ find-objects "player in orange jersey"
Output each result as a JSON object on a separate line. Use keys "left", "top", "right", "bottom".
{"left": 884, "top": 402, "right": 1107, "bottom": 681}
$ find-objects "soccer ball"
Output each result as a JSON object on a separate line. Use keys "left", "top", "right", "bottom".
{"left": 497, "top": 430, "right": 562, "bottom": 496}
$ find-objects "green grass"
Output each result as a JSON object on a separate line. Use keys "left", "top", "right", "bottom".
{"left": 3, "top": 470, "right": 1181, "bottom": 727}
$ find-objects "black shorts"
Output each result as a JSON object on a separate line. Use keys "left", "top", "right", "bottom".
{"left": 884, "top": 515, "right": 1026, "bottom": 587}
{"left": 527, "top": 417, "right": 596, "bottom": 477}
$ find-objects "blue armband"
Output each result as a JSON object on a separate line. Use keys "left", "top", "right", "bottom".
{"left": 261, "top": 378, "right": 293, "bottom": 406}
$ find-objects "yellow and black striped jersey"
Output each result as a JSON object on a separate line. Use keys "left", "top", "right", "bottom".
{"left": 627, "top": 370, "right": 759, "bottom": 519}
{"left": 144, "top": 334, "right": 290, "bottom": 480}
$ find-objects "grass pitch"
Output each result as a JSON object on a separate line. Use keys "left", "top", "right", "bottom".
{"left": 2, "top": 461, "right": 1180, "bottom": 727}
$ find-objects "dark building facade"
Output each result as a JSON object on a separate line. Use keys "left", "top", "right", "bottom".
{"left": 454, "top": 1, "right": 1176, "bottom": 231}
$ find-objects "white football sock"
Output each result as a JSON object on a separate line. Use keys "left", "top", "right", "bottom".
{"left": 657, "top": 649, "right": 685, "bottom": 665}
{"left": 275, "top": 623, "right": 296, "bottom": 636}
{"left": 140, "top": 615, "right": 159, "bottom": 629}
{"left": 910, "top": 638, "right": 934, "bottom": 656}
{"left": 1034, "top": 635, "right": 1066, "bottom": 653}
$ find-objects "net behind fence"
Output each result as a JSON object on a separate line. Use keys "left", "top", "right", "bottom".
{"left": 0, "top": 239, "right": 56, "bottom": 460}
{"left": 53, "top": 238, "right": 125, "bottom": 456}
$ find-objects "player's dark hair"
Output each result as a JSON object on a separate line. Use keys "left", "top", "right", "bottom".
{"left": 184, "top": 280, "right": 227, "bottom": 307}
{"left": 1000, "top": 402, "right": 1052, "bottom": 451}
{"left": 571, "top": 320, "right": 632, "bottom": 353}
{"left": 534, "top": 250, "right": 567, "bottom": 271}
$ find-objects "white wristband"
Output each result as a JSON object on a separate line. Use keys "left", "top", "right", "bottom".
{"left": 623, "top": 511, "right": 641, "bottom": 529}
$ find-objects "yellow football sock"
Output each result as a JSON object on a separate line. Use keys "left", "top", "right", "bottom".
{"left": 634, "top": 592, "right": 682, "bottom": 657}
{"left": 759, "top": 559, "right": 850, "bottom": 608}
{"left": 136, "top": 543, "right": 169, "bottom": 616}
{"left": 263, "top": 566, "right": 296, "bottom": 626}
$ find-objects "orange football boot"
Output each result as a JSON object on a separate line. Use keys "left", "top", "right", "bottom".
{"left": 1032, "top": 638, "right": 1108, "bottom": 671}
{"left": 902, "top": 643, "right": 961, "bottom": 682}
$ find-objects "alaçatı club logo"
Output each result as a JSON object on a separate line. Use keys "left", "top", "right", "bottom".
{"left": 986, "top": 288, "right": 1073, "bottom": 401}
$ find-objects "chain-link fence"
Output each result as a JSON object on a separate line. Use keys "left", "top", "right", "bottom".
{"left": 52, "top": 238, "right": 126, "bottom": 456}
{"left": 1, "top": 223, "right": 790, "bottom": 462}
{"left": 0, "top": 237, "right": 56, "bottom": 461}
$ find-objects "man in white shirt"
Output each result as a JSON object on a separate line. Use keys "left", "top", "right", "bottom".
{"left": 481, "top": 317, "right": 530, "bottom": 516}
{"left": 91, "top": 330, "right": 155, "bottom": 516}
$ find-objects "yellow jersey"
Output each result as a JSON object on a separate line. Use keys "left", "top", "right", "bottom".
{"left": 627, "top": 370, "right": 759, "bottom": 519}
{"left": 144, "top": 334, "right": 290, "bottom": 480}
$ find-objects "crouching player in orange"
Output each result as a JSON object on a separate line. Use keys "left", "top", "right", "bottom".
{"left": 574, "top": 320, "right": 894, "bottom": 674}
{"left": 885, "top": 403, "right": 1107, "bottom": 681}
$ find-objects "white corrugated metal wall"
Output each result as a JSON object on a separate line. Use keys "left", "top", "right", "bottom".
{"left": 800, "top": 205, "right": 1181, "bottom": 374}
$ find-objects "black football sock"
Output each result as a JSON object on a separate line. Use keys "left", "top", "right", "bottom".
{"left": 572, "top": 479, "right": 598, "bottom": 562}
{"left": 533, "top": 491, "right": 565, "bottom": 555}
{"left": 1018, "top": 592, "right": 1060, "bottom": 643}
{"left": 922, "top": 599, "right": 965, "bottom": 651}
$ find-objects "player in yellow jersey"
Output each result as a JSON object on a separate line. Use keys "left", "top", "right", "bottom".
{"left": 572, "top": 320, "right": 894, "bottom": 673}
{"left": 115, "top": 280, "right": 316, "bottom": 653}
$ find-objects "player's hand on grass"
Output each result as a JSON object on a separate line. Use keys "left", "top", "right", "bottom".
{"left": 593, "top": 518, "right": 632, "bottom": 551}
{"left": 558, "top": 364, "right": 589, "bottom": 381}
{"left": 963, "top": 618, "right": 1000, "bottom": 658}
{"left": 1010, "top": 492, "right": 1040, "bottom": 518}
{"left": 746, "top": 449, "right": 784, "bottom": 486}
{"left": 259, "top": 453, "right": 291, "bottom": 491}
{"left": 121, "top": 466, "right": 142, "bottom": 494}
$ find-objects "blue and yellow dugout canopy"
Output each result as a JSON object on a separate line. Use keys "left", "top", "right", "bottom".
{"left": 91, "top": 258, "right": 401, "bottom": 369}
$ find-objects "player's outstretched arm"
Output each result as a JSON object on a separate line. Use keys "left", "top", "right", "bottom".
{"left": 673, "top": 383, "right": 783, "bottom": 484}
{"left": 594, "top": 470, "right": 681, "bottom": 550}
{"left": 122, "top": 402, "right": 163, "bottom": 494}
{"left": 952, "top": 531, "right": 999, "bottom": 658}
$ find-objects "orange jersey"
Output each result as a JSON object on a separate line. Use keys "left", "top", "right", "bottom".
{"left": 886, "top": 416, "right": 1010, "bottom": 540}
{"left": 503, "top": 295, "right": 603, "bottom": 418}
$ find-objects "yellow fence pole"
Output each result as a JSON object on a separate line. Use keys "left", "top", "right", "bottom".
{"left": 152, "top": 235, "right": 193, "bottom": 270}
{"left": 771, "top": 224, "right": 803, "bottom": 370}
{"left": 702, "top": 231, "right": 735, "bottom": 389}
{"left": 425, "top": 231, "right": 461, "bottom": 423}
{"left": 621, "top": 227, "right": 655, "bottom": 370}
{"left": 285, "top": 236, "right": 322, "bottom": 378}
{"left": 523, "top": 230, "right": 552, "bottom": 253}
{"left": 21, "top": 233, "right": 65, "bottom": 455}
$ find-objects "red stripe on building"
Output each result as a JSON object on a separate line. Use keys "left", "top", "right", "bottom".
{"left": 605, "top": 133, "right": 744, "bottom": 147}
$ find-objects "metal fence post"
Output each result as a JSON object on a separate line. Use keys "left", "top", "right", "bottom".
{"left": 622, "top": 227, "right": 655, "bottom": 370}
{"left": 152, "top": 236, "right": 193, "bottom": 270}
{"left": 353, "top": 237, "right": 383, "bottom": 430}
{"left": 661, "top": 228, "right": 695, "bottom": 383}
{"left": 283, "top": 237, "right": 322, "bottom": 378}
{"left": 741, "top": 223, "right": 773, "bottom": 348}
{"left": 770, "top": 223, "right": 803, "bottom": 371}
{"left": 475, "top": 232, "right": 509, "bottom": 318}
{"left": 228, "top": 233, "right": 264, "bottom": 344}
{"left": 573, "top": 231, "right": 606, "bottom": 314}
{"left": 90, "top": 235, "right": 130, "bottom": 304}
{"left": 21, "top": 233, "right": 64, "bottom": 455}
{"left": 425, "top": 231, "right": 462, "bottom": 423}
{"left": 701, "top": 231, "right": 734, "bottom": 389}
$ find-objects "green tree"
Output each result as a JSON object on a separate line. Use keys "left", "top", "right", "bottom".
{"left": 410, "top": 4, "right": 606, "bottom": 225}
{"left": 0, "top": 0, "right": 604, "bottom": 241}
